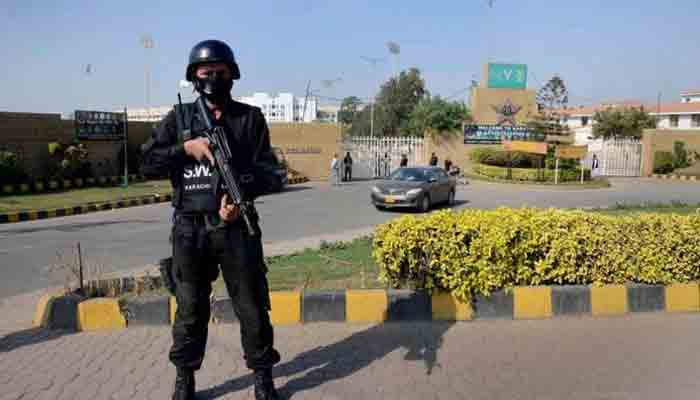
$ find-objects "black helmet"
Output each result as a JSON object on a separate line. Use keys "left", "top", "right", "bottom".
{"left": 185, "top": 40, "right": 241, "bottom": 81}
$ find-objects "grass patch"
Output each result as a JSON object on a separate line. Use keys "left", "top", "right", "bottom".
{"left": 214, "top": 236, "right": 386, "bottom": 293}
{"left": 0, "top": 180, "right": 172, "bottom": 212}
{"left": 591, "top": 201, "right": 700, "bottom": 216}
{"left": 463, "top": 172, "right": 611, "bottom": 189}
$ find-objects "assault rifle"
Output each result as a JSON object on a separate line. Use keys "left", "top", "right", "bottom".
{"left": 177, "top": 94, "right": 260, "bottom": 236}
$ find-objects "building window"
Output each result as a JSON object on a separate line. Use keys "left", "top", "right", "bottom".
{"left": 581, "top": 116, "right": 589, "bottom": 126}
{"left": 692, "top": 115, "right": 700, "bottom": 128}
{"left": 670, "top": 115, "right": 679, "bottom": 128}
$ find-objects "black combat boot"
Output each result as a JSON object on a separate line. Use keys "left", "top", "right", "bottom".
{"left": 254, "top": 368, "right": 280, "bottom": 400}
{"left": 172, "top": 367, "right": 196, "bottom": 400}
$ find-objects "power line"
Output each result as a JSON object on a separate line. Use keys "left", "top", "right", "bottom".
{"left": 445, "top": 87, "right": 471, "bottom": 100}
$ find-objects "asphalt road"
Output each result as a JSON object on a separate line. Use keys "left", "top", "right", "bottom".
{"left": 1, "top": 178, "right": 700, "bottom": 299}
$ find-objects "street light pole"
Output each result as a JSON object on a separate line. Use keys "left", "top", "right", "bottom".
{"left": 386, "top": 41, "right": 400, "bottom": 79}
{"left": 360, "top": 56, "right": 384, "bottom": 138}
{"left": 140, "top": 35, "right": 154, "bottom": 121}
{"left": 320, "top": 77, "right": 343, "bottom": 124}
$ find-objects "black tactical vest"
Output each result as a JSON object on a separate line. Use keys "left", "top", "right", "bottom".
{"left": 174, "top": 103, "right": 219, "bottom": 214}
{"left": 172, "top": 101, "right": 258, "bottom": 214}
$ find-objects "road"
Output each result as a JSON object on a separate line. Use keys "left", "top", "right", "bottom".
{"left": 3, "top": 314, "right": 700, "bottom": 399}
{"left": 2, "top": 178, "right": 700, "bottom": 299}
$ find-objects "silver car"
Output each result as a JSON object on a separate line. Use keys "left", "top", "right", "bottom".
{"left": 370, "top": 167, "right": 457, "bottom": 212}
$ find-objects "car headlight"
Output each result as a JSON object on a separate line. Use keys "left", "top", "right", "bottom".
{"left": 406, "top": 188, "right": 423, "bottom": 196}
{"left": 371, "top": 186, "right": 382, "bottom": 194}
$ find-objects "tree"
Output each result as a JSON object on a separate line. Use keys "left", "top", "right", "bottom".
{"left": 374, "top": 68, "right": 427, "bottom": 136}
{"left": 406, "top": 96, "right": 471, "bottom": 137}
{"left": 537, "top": 75, "right": 569, "bottom": 116}
{"left": 592, "top": 107, "right": 656, "bottom": 139}
{"left": 338, "top": 96, "right": 362, "bottom": 126}
{"left": 344, "top": 107, "right": 372, "bottom": 137}
{"left": 529, "top": 75, "right": 571, "bottom": 144}
{"left": 341, "top": 68, "right": 427, "bottom": 137}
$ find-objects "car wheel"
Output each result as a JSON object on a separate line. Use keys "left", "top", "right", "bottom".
{"left": 270, "top": 177, "right": 283, "bottom": 193}
{"left": 448, "top": 190, "right": 455, "bottom": 206}
{"left": 418, "top": 195, "right": 431, "bottom": 213}
{"left": 375, "top": 204, "right": 386, "bottom": 211}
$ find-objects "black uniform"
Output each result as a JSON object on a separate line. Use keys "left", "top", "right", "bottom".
{"left": 429, "top": 154, "right": 438, "bottom": 166}
{"left": 343, "top": 153, "right": 353, "bottom": 182}
{"left": 141, "top": 98, "right": 281, "bottom": 372}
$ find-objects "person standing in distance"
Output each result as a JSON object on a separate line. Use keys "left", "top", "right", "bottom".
{"left": 330, "top": 153, "right": 340, "bottom": 185}
{"left": 429, "top": 152, "right": 438, "bottom": 167}
{"left": 343, "top": 151, "right": 353, "bottom": 182}
{"left": 140, "top": 40, "right": 282, "bottom": 400}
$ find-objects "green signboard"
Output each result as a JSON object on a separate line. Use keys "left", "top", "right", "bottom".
{"left": 487, "top": 63, "right": 527, "bottom": 89}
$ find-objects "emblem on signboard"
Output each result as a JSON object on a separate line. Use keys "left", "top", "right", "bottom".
{"left": 491, "top": 99, "right": 522, "bottom": 126}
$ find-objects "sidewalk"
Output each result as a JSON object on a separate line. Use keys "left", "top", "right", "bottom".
{"left": 3, "top": 315, "right": 700, "bottom": 399}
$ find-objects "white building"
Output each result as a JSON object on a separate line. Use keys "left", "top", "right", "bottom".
{"left": 124, "top": 92, "right": 320, "bottom": 124}
{"left": 561, "top": 92, "right": 700, "bottom": 145}
{"left": 236, "top": 92, "right": 318, "bottom": 123}
{"left": 123, "top": 106, "right": 171, "bottom": 123}
{"left": 681, "top": 89, "right": 700, "bottom": 103}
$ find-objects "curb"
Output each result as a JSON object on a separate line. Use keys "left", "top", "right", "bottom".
{"left": 651, "top": 174, "right": 699, "bottom": 181}
{"left": 34, "top": 283, "right": 700, "bottom": 331}
{"left": 0, "top": 193, "right": 174, "bottom": 224}
{"left": 288, "top": 176, "right": 309, "bottom": 185}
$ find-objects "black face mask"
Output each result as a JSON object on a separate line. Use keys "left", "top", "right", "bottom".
{"left": 193, "top": 71, "right": 233, "bottom": 104}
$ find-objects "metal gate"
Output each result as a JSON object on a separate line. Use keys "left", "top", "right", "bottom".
{"left": 341, "top": 137, "right": 425, "bottom": 179}
{"left": 583, "top": 138, "right": 642, "bottom": 177}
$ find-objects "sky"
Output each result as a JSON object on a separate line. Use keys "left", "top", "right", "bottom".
{"left": 1, "top": 0, "right": 699, "bottom": 116}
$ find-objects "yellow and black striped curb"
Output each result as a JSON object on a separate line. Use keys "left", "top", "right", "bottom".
{"left": 288, "top": 176, "right": 309, "bottom": 185}
{"left": 1, "top": 176, "right": 310, "bottom": 224}
{"left": 0, "top": 193, "right": 173, "bottom": 224}
{"left": 34, "top": 283, "right": 700, "bottom": 331}
{"left": 1, "top": 175, "right": 148, "bottom": 196}
{"left": 651, "top": 174, "right": 699, "bottom": 181}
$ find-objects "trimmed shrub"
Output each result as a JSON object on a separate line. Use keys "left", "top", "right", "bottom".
{"left": 653, "top": 151, "right": 674, "bottom": 174}
{"left": 470, "top": 148, "right": 541, "bottom": 169}
{"left": 673, "top": 141, "right": 689, "bottom": 169}
{"left": 473, "top": 164, "right": 590, "bottom": 182}
{"left": 0, "top": 150, "right": 28, "bottom": 185}
{"left": 372, "top": 209, "right": 700, "bottom": 301}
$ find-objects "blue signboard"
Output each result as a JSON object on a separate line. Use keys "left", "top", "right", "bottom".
{"left": 464, "top": 124, "right": 543, "bottom": 144}
{"left": 74, "top": 110, "right": 126, "bottom": 141}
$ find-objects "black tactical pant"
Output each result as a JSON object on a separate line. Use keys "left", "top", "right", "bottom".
{"left": 169, "top": 214, "right": 280, "bottom": 371}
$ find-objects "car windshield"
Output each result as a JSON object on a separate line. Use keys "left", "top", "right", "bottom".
{"left": 390, "top": 168, "right": 430, "bottom": 182}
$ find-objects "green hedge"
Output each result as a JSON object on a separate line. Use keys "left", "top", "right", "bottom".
{"left": 653, "top": 151, "right": 674, "bottom": 174}
{"left": 0, "top": 175, "right": 147, "bottom": 196}
{"left": 373, "top": 209, "right": 700, "bottom": 301}
{"left": 470, "top": 148, "right": 541, "bottom": 168}
{"left": 473, "top": 164, "right": 590, "bottom": 182}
